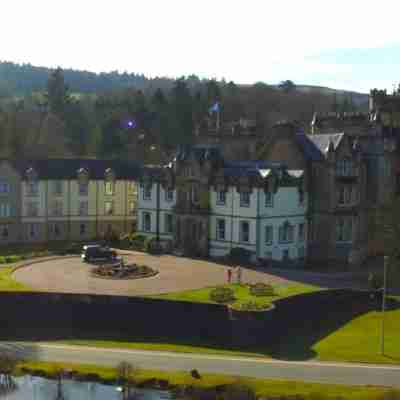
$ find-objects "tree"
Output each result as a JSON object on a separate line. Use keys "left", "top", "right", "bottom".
{"left": 46, "top": 67, "right": 70, "bottom": 115}
{"left": 278, "top": 80, "right": 296, "bottom": 93}
{"left": 116, "top": 361, "right": 139, "bottom": 400}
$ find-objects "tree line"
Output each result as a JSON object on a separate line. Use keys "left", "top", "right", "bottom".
{"left": 0, "top": 65, "right": 365, "bottom": 163}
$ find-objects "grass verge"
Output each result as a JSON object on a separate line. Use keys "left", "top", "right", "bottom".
{"left": 16, "top": 360, "right": 397, "bottom": 400}
{"left": 0, "top": 266, "right": 32, "bottom": 292}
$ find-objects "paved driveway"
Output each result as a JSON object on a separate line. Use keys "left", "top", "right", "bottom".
{"left": 13, "top": 252, "right": 293, "bottom": 296}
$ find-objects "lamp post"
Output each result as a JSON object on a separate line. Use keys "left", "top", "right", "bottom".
{"left": 381, "top": 255, "right": 388, "bottom": 355}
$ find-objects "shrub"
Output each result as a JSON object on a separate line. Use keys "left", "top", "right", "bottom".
{"left": 233, "top": 301, "right": 270, "bottom": 312}
{"left": 145, "top": 237, "right": 163, "bottom": 255}
{"left": 131, "top": 234, "right": 147, "bottom": 251}
{"left": 229, "top": 247, "right": 252, "bottom": 264}
{"left": 209, "top": 287, "right": 235, "bottom": 303}
{"left": 249, "top": 282, "right": 275, "bottom": 297}
{"left": 0, "top": 256, "right": 6, "bottom": 264}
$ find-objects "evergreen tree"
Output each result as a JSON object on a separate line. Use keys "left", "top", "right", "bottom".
{"left": 46, "top": 67, "right": 70, "bottom": 115}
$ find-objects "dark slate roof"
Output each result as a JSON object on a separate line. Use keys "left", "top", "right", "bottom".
{"left": 294, "top": 133, "right": 344, "bottom": 161}
{"left": 174, "top": 145, "right": 223, "bottom": 163}
{"left": 6, "top": 159, "right": 142, "bottom": 180}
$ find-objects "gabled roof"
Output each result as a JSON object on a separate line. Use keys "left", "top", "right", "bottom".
{"left": 294, "top": 133, "right": 344, "bottom": 161}
{"left": 5, "top": 159, "right": 142, "bottom": 180}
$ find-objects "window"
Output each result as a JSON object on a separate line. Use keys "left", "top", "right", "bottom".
{"left": 298, "top": 223, "right": 305, "bottom": 242}
{"left": 127, "top": 182, "right": 136, "bottom": 195}
{"left": 142, "top": 212, "right": 151, "bottom": 232}
{"left": 240, "top": 192, "right": 250, "bottom": 207}
{"left": 29, "top": 223, "right": 38, "bottom": 238}
{"left": 79, "top": 182, "right": 88, "bottom": 196}
{"left": 79, "top": 201, "right": 88, "bottom": 216}
{"left": 0, "top": 203, "right": 11, "bottom": 217}
{"left": 265, "top": 191, "right": 273, "bottom": 207}
{"left": 80, "top": 223, "right": 86, "bottom": 236}
{"left": 383, "top": 159, "right": 391, "bottom": 178}
{"left": 279, "top": 222, "right": 294, "bottom": 243}
{"left": 105, "top": 181, "right": 114, "bottom": 196}
{"left": 191, "top": 185, "right": 199, "bottom": 203}
{"left": 337, "top": 186, "right": 357, "bottom": 206}
{"left": 0, "top": 225, "right": 9, "bottom": 240}
{"left": 143, "top": 185, "right": 152, "bottom": 200}
{"left": 128, "top": 201, "right": 135, "bottom": 215}
{"left": 105, "top": 201, "right": 114, "bottom": 215}
{"left": 165, "top": 213, "right": 173, "bottom": 234}
{"left": 336, "top": 159, "right": 354, "bottom": 176}
{"left": 298, "top": 247, "right": 305, "bottom": 259}
{"left": 27, "top": 201, "right": 38, "bottom": 217}
{"left": 53, "top": 181, "right": 63, "bottom": 196}
{"left": 216, "top": 190, "right": 226, "bottom": 205}
{"left": 0, "top": 181, "right": 10, "bottom": 193}
{"left": 265, "top": 225, "right": 273, "bottom": 245}
{"left": 298, "top": 190, "right": 304, "bottom": 206}
{"left": 240, "top": 221, "right": 250, "bottom": 243}
{"left": 283, "top": 249, "right": 289, "bottom": 260}
{"left": 52, "top": 200, "right": 63, "bottom": 216}
{"left": 27, "top": 181, "right": 38, "bottom": 196}
{"left": 336, "top": 217, "right": 353, "bottom": 242}
{"left": 165, "top": 188, "right": 174, "bottom": 202}
{"left": 51, "top": 223, "right": 61, "bottom": 237}
{"left": 216, "top": 219, "right": 226, "bottom": 240}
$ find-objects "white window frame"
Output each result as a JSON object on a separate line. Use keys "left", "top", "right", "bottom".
{"left": 165, "top": 188, "right": 174, "bottom": 202}
{"left": 143, "top": 185, "right": 152, "bottom": 201}
{"left": 239, "top": 220, "right": 250, "bottom": 243}
{"left": 165, "top": 213, "right": 173, "bottom": 234}
{"left": 79, "top": 201, "right": 88, "bottom": 216}
{"left": 105, "top": 181, "right": 114, "bottom": 196}
{"left": 240, "top": 192, "right": 250, "bottom": 207}
{"left": 0, "top": 181, "right": 10, "bottom": 193}
{"left": 216, "top": 219, "right": 226, "bottom": 240}
{"left": 0, "top": 203, "right": 11, "bottom": 217}
{"left": 53, "top": 181, "right": 63, "bottom": 196}
{"left": 216, "top": 190, "right": 226, "bottom": 206}
{"left": 265, "top": 191, "right": 273, "bottom": 207}
{"left": 265, "top": 225, "right": 273, "bottom": 245}
{"left": 143, "top": 212, "right": 151, "bottom": 232}
{"left": 105, "top": 201, "right": 114, "bottom": 215}
{"left": 26, "top": 181, "right": 39, "bottom": 196}
{"left": 79, "top": 182, "right": 89, "bottom": 196}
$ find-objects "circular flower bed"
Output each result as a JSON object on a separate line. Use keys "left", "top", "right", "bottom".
{"left": 91, "top": 263, "right": 158, "bottom": 280}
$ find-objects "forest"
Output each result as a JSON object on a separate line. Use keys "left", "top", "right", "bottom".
{"left": 0, "top": 61, "right": 368, "bottom": 163}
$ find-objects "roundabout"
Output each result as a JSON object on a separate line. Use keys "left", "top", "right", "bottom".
{"left": 11, "top": 251, "right": 292, "bottom": 297}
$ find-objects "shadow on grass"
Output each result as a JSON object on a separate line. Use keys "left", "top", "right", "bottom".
{"left": 0, "top": 291, "right": 398, "bottom": 363}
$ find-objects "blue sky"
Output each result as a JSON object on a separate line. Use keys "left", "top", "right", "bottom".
{"left": 2, "top": 0, "right": 400, "bottom": 93}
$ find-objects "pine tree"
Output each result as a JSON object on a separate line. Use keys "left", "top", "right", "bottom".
{"left": 46, "top": 67, "right": 70, "bottom": 115}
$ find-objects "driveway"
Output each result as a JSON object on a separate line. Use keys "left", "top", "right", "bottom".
{"left": 13, "top": 252, "right": 293, "bottom": 296}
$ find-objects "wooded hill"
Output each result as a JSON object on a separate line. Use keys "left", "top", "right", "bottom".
{"left": 0, "top": 61, "right": 369, "bottom": 163}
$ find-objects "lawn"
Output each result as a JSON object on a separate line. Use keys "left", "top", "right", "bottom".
{"left": 16, "top": 361, "right": 398, "bottom": 400}
{"left": 149, "top": 282, "right": 320, "bottom": 309}
{"left": 313, "top": 298, "right": 400, "bottom": 364}
{"left": 0, "top": 266, "right": 32, "bottom": 292}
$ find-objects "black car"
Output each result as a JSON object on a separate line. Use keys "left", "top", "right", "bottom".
{"left": 81, "top": 245, "right": 117, "bottom": 263}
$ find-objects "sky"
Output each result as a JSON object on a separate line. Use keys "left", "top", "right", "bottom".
{"left": 2, "top": 0, "right": 400, "bottom": 93}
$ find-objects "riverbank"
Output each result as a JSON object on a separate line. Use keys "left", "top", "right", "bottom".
{"left": 13, "top": 360, "right": 398, "bottom": 400}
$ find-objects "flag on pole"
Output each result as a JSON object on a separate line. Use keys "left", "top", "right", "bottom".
{"left": 209, "top": 102, "right": 220, "bottom": 114}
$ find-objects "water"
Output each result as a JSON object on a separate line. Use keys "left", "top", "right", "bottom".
{"left": 1, "top": 375, "right": 171, "bottom": 400}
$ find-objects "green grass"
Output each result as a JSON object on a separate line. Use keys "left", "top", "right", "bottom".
{"left": 313, "top": 298, "right": 400, "bottom": 364}
{"left": 0, "top": 266, "right": 32, "bottom": 291}
{"left": 150, "top": 282, "right": 320, "bottom": 309}
{"left": 16, "top": 361, "right": 397, "bottom": 399}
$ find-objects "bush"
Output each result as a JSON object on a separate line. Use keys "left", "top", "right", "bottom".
{"left": 249, "top": 282, "right": 275, "bottom": 297}
{"left": 145, "top": 238, "right": 163, "bottom": 255}
{"left": 233, "top": 301, "right": 270, "bottom": 312}
{"left": 229, "top": 247, "right": 252, "bottom": 264}
{"left": 209, "top": 287, "right": 235, "bottom": 303}
{"left": 131, "top": 234, "right": 147, "bottom": 251}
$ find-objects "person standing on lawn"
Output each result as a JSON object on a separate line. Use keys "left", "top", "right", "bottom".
{"left": 236, "top": 266, "right": 242, "bottom": 284}
{"left": 227, "top": 268, "right": 232, "bottom": 284}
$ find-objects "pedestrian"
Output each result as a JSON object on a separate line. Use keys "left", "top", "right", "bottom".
{"left": 227, "top": 268, "right": 232, "bottom": 284}
{"left": 236, "top": 266, "right": 242, "bottom": 285}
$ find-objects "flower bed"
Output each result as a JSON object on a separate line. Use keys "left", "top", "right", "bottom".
{"left": 91, "top": 263, "right": 158, "bottom": 280}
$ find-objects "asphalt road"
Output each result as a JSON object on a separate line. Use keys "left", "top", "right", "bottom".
{"left": 1, "top": 342, "right": 399, "bottom": 388}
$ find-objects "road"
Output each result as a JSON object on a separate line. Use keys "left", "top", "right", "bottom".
{"left": 1, "top": 342, "right": 399, "bottom": 388}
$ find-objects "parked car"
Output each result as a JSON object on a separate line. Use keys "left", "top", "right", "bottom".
{"left": 81, "top": 244, "right": 117, "bottom": 263}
